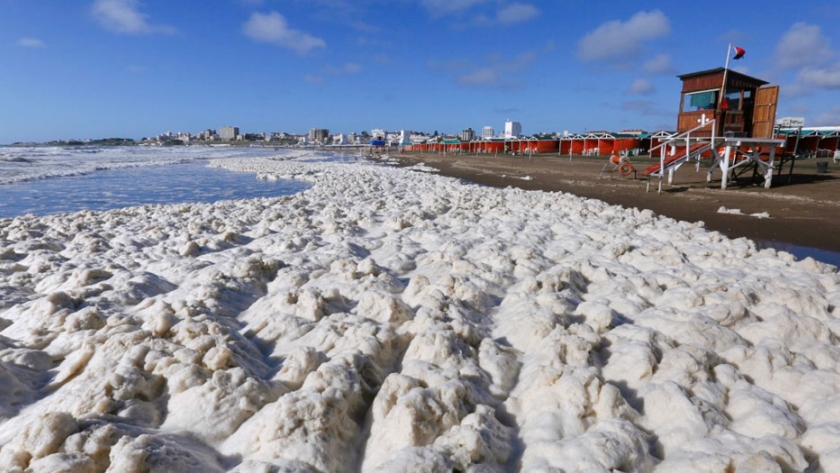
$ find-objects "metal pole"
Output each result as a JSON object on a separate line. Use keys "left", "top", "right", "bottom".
{"left": 718, "top": 44, "right": 732, "bottom": 138}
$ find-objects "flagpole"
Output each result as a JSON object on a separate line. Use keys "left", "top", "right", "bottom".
{"left": 719, "top": 43, "right": 731, "bottom": 108}
{"left": 717, "top": 43, "right": 732, "bottom": 138}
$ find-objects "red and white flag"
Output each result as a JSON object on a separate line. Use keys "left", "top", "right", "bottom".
{"left": 733, "top": 46, "right": 745, "bottom": 60}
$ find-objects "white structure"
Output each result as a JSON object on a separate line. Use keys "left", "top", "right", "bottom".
{"left": 777, "top": 117, "right": 805, "bottom": 128}
{"left": 220, "top": 126, "right": 239, "bottom": 141}
{"left": 333, "top": 134, "right": 349, "bottom": 145}
{"left": 504, "top": 120, "right": 522, "bottom": 138}
{"left": 370, "top": 129, "right": 386, "bottom": 140}
{"left": 309, "top": 129, "right": 329, "bottom": 143}
{"left": 482, "top": 126, "right": 495, "bottom": 139}
{"left": 400, "top": 130, "right": 411, "bottom": 145}
{"left": 385, "top": 131, "right": 401, "bottom": 145}
{"left": 460, "top": 128, "right": 476, "bottom": 142}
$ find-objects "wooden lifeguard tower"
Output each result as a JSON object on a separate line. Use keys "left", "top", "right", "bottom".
{"left": 676, "top": 67, "right": 779, "bottom": 138}
{"left": 643, "top": 66, "right": 786, "bottom": 192}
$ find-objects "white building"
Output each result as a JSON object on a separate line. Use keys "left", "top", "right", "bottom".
{"left": 219, "top": 126, "right": 239, "bottom": 141}
{"left": 482, "top": 126, "right": 495, "bottom": 139}
{"left": 399, "top": 130, "right": 411, "bottom": 145}
{"left": 371, "top": 129, "right": 386, "bottom": 140}
{"left": 504, "top": 120, "right": 522, "bottom": 138}
{"left": 309, "top": 128, "right": 330, "bottom": 143}
{"left": 386, "top": 131, "right": 401, "bottom": 145}
{"left": 333, "top": 134, "right": 349, "bottom": 145}
{"left": 460, "top": 128, "right": 476, "bottom": 142}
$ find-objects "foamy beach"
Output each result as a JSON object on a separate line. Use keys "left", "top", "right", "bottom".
{"left": 2, "top": 154, "right": 840, "bottom": 471}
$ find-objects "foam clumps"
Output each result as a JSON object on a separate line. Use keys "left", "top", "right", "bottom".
{"left": 1, "top": 155, "right": 840, "bottom": 471}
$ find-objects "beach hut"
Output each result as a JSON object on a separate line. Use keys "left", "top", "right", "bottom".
{"left": 559, "top": 133, "right": 586, "bottom": 155}
{"left": 776, "top": 127, "right": 840, "bottom": 157}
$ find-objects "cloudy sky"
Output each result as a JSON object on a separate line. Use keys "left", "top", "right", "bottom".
{"left": 2, "top": 0, "right": 840, "bottom": 143}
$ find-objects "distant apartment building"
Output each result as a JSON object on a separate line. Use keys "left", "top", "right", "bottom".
{"left": 460, "top": 128, "right": 476, "bottom": 142}
{"left": 482, "top": 126, "right": 495, "bottom": 139}
{"left": 219, "top": 126, "right": 239, "bottom": 141}
{"left": 504, "top": 120, "right": 522, "bottom": 138}
{"left": 386, "top": 131, "right": 401, "bottom": 145}
{"left": 370, "top": 129, "right": 386, "bottom": 140}
{"left": 399, "top": 130, "right": 411, "bottom": 145}
{"left": 309, "top": 128, "right": 330, "bottom": 143}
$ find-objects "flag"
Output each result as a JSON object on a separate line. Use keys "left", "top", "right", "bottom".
{"left": 733, "top": 46, "right": 745, "bottom": 60}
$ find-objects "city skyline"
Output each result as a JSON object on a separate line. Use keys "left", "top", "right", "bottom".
{"left": 2, "top": 1, "right": 840, "bottom": 144}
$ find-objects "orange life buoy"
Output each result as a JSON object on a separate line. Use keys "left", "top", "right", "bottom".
{"left": 618, "top": 162, "right": 634, "bottom": 177}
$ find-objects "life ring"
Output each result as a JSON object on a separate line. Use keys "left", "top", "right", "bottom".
{"left": 618, "top": 162, "right": 634, "bottom": 177}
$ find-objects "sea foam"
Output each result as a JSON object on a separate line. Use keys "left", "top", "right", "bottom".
{"left": 0, "top": 156, "right": 838, "bottom": 471}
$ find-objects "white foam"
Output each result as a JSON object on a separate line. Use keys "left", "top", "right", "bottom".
{"left": 0, "top": 156, "right": 838, "bottom": 471}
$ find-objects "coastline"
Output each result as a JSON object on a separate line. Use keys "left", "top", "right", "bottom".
{"left": 389, "top": 151, "right": 840, "bottom": 258}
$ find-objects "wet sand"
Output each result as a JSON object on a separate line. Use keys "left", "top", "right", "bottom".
{"left": 390, "top": 152, "right": 840, "bottom": 255}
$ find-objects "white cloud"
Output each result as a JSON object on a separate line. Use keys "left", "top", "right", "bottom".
{"left": 496, "top": 3, "right": 540, "bottom": 25}
{"left": 303, "top": 74, "right": 325, "bottom": 84}
{"left": 813, "top": 106, "right": 840, "bottom": 126}
{"left": 451, "top": 50, "right": 536, "bottom": 88}
{"left": 627, "top": 78, "right": 655, "bottom": 95}
{"left": 18, "top": 38, "right": 46, "bottom": 48}
{"left": 91, "top": 0, "right": 175, "bottom": 35}
{"left": 774, "top": 22, "right": 834, "bottom": 69}
{"left": 796, "top": 63, "right": 840, "bottom": 89}
{"left": 243, "top": 11, "right": 326, "bottom": 54}
{"left": 343, "top": 63, "right": 362, "bottom": 73}
{"left": 325, "top": 63, "right": 363, "bottom": 75}
{"left": 459, "top": 68, "right": 499, "bottom": 85}
{"left": 577, "top": 10, "right": 671, "bottom": 62}
{"left": 421, "top": 0, "right": 487, "bottom": 16}
{"left": 642, "top": 54, "right": 675, "bottom": 74}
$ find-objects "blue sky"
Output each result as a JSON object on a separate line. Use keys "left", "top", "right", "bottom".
{"left": 2, "top": 0, "right": 840, "bottom": 143}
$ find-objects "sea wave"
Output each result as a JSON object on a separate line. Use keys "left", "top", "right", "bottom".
{"left": 0, "top": 145, "right": 293, "bottom": 185}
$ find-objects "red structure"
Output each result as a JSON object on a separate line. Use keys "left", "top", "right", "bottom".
{"left": 677, "top": 68, "right": 779, "bottom": 138}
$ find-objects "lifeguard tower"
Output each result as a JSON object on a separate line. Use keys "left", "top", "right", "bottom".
{"left": 644, "top": 66, "right": 786, "bottom": 191}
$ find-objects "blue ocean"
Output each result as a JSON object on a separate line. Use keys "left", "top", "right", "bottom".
{"left": 0, "top": 145, "right": 311, "bottom": 218}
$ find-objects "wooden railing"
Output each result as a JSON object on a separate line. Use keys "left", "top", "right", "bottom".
{"left": 678, "top": 111, "right": 719, "bottom": 136}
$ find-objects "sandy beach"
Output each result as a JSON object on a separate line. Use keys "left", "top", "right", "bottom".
{"left": 390, "top": 151, "right": 840, "bottom": 257}
{"left": 2, "top": 155, "right": 840, "bottom": 471}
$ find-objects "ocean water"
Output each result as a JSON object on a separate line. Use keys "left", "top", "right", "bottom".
{"left": 0, "top": 145, "right": 312, "bottom": 218}
{"left": 759, "top": 240, "right": 840, "bottom": 268}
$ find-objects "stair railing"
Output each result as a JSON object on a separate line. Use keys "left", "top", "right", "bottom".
{"left": 647, "top": 118, "right": 716, "bottom": 192}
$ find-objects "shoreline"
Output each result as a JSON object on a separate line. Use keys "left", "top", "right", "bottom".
{"left": 389, "top": 151, "right": 840, "bottom": 259}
